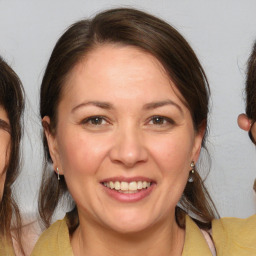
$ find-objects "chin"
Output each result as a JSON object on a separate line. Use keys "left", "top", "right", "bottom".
{"left": 108, "top": 221, "right": 150, "bottom": 234}
{"left": 101, "top": 210, "right": 155, "bottom": 234}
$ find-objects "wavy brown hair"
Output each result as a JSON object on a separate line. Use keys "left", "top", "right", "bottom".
{"left": 245, "top": 42, "right": 256, "bottom": 144}
{"left": 39, "top": 8, "right": 218, "bottom": 232}
{"left": 0, "top": 56, "right": 24, "bottom": 254}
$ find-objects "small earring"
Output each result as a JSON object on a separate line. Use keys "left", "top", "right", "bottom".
{"left": 188, "top": 161, "right": 195, "bottom": 183}
{"left": 57, "top": 167, "right": 60, "bottom": 180}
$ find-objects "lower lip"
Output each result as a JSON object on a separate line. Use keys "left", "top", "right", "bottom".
{"left": 102, "top": 184, "right": 156, "bottom": 203}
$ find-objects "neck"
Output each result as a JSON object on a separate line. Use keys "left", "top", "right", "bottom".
{"left": 71, "top": 211, "right": 185, "bottom": 256}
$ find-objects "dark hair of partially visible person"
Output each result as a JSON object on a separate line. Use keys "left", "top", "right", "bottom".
{"left": 39, "top": 7, "right": 219, "bottom": 233}
{"left": 245, "top": 41, "right": 256, "bottom": 145}
{"left": 0, "top": 56, "right": 24, "bottom": 255}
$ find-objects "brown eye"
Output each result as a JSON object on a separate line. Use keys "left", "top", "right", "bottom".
{"left": 89, "top": 117, "right": 104, "bottom": 125}
{"left": 82, "top": 116, "right": 108, "bottom": 126}
{"left": 152, "top": 116, "right": 165, "bottom": 125}
{"left": 149, "top": 116, "right": 174, "bottom": 126}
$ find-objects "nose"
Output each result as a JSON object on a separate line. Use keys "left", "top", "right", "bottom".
{"left": 109, "top": 126, "right": 148, "bottom": 168}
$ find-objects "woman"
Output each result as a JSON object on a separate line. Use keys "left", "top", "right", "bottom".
{"left": 210, "top": 42, "right": 256, "bottom": 255}
{"left": 238, "top": 42, "right": 256, "bottom": 194}
{"left": 32, "top": 8, "right": 256, "bottom": 256}
{"left": 0, "top": 57, "right": 24, "bottom": 255}
{"left": 238, "top": 42, "right": 256, "bottom": 145}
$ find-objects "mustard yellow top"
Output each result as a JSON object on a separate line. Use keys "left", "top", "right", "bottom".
{"left": 31, "top": 215, "right": 215, "bottom": 256}
{"left": 31, "top": 214, "right": 256, "bottom": 256}
{"left": 0, "top": 238, "right": 15, "bottom": 256}
{"left": 212, "top": 214, "right": 256, "bottom": 255}
{"left": 31, "top": 218, "right": 74, "bottom": 256}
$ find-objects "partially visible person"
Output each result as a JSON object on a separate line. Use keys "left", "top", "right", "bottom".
{"left": 211, "top": 42, "right": 256, "bottom": 255}
{"left": 237, "top": 42, "right": 256, "bottom": 192}
{"left": 0, "top": 56, "right": 24, "bottom": 255}
{"left": 238, "top": 42, "right": 256, "bottom": 145}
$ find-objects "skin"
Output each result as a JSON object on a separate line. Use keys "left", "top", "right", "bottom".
{"left": 0, "top": 106, "right": 10, "bottom": 201}
{"left": 44, "top": 44, "right": 204, "bottom": 256}
{"left": 237, "top": 113, "right": 256, "bottom": 142}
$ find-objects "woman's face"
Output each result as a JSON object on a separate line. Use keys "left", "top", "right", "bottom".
{"left": 0, "top": 106, "right": 10, "bottom": 201}
{"left": 45, "top": 45, "right": 204, "bottom": 233}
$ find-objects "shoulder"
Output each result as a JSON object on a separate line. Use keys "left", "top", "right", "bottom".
{"left": 31, "top": 218, "right": 73, "bottom": 256}
{"left": 0, "top": 238, "right": 15, "bottom": 256}
{"left": 212, "top": 215, "right": 256, "bottom": 255}
{"left": 182, "top": 215, "right": 215, "bottom": 256}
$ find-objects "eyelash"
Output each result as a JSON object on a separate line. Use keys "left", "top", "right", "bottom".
{"left": 81, "top": 116, "right": 109, "bottom": 126}
{"left": 147, "top": 115, "right": 175, "bottom": 126}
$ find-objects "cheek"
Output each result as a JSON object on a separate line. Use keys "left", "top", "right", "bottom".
{"left": 56, "top": 128, "right": 111, "bottom": 176}
{"left": 145, "top": 134, "right": 194, "bottom": 215}
{"left": 147, "top": 132, "right": 194, "bottom": 173}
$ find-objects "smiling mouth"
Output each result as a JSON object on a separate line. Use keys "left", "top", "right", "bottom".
{"left": 102, "top": 181, "right": 152, "bottom": 194}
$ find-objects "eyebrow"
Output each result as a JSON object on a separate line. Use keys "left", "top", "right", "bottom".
{"left": 72, "top": 99, "right": 184, "bottom": 115}
{"left": 0, "top": 119, "right": 10, "bottom": 133}
{"left": 72, "top": 101, "right": 113, "bottom": 113}
{"left": 143, "top": 100, "right": 184, "bottom": 115}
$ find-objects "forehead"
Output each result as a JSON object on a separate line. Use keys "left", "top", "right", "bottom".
{"left": 69, "top": 44, "right": 169, "bottom": 85}
{"left": 62, "top": 44, "right": 186, "bottom": 105}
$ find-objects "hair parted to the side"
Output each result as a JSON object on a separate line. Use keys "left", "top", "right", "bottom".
{"left": 245, "top": 41, "right": 256, "bottom": 144}
{"left": 39, "top": 7, "right": 218, "bottom": 233}
{"left": 0, "top": 56, "right": 24, "bottom": 255}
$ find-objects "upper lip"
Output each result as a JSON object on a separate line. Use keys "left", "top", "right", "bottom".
{"left": 100, "top": 176, "right": 155, "bottom": 183}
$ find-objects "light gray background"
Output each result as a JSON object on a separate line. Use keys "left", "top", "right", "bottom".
{"left": 0, "top": 0, "right": 256, "bottom": 219}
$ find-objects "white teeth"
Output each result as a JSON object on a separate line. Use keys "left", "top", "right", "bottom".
{"left": 114, "top": 181, "right": 120, "bottom": 190}
{"left": 103, "top": 181, "right": 152, "bottom": 192}
{"left": 137, "top": 181, "right": 143, "bottom": 189}
{"left": 128, "top": 181, "right": 137, "bottom": 191}
{"left": 121, "top": 182, "right": 128, "bottom": 191}
{"left": 109, "top": 181, "right": 115, "bottom": 189}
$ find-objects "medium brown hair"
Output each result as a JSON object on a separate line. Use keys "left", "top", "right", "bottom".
{"left": 39, "top": 8, "right": 218, "bottom": 232}
{"left": 0, "top": 56, "right": 24, "bottom": 254}
{"left": 245, "top": 42, "right": 256, "bottom": 144}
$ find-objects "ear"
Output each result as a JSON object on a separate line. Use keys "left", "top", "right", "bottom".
{"left": 237, "top": 113, "right": 251, "bottom": 131}
{"left": 42, "top": 116, "right": 63, "bottom": 175}
{"left": 191, "top": 121, "right": 206, "bottom": 163}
